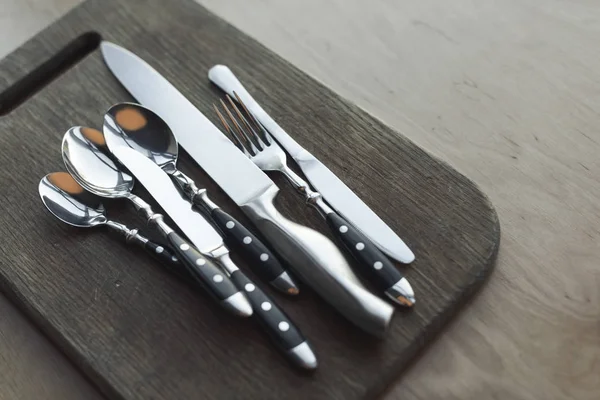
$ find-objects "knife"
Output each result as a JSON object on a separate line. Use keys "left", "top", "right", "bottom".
{"left": 101, "top": 41, "right": 395, "bottom": 337}
{"left": 207, "top": 65, "right": 415, "bottom": 264}
{"left": 105, "top": 144, "right": 317, "bottom": 369}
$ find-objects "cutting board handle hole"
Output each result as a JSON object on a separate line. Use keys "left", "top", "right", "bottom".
{"left": 0, "top": 31, "right": 101, "bottom": 116}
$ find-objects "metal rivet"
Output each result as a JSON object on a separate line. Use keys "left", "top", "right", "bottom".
{"left": 260, "top": 253, "right": 269, "bottom": 261}
{"left": 261, "top": 302, "right": 272, "bottom": 311}
{"left": 155, "top": 246, "right": 164, "bottom": 254}
{"left": 213, "top": 274, "right": 224, "bottom": 283}
{"left": 339, "top": 225, "right": 348, "bottom": 233}
{"left": 374, "top": 261, "right": 383, "bottom": 270}
{"left": 196, "top": 258, "right": 206, "bottom": 266}
{"left": 245, "top": 283, "right": 256, "bottom": 292}
{"left": 179, "top": 243, "right": 190, "bottom": 251}
{"left": 243, "top": 236, "right": 252, "bottom": 244}
{"left": 226, "top": 221, "right": 235, "bottom": 229}
{"left": 356, "top": 242, "right": 365, "bottom": 251}
{"left": 278, "top": 321, "right": 290, "bottom": 332}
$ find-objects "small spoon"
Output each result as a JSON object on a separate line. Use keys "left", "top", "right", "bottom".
{"left": 103, "top": 102, "right": 298, "bottom": 295}
{"left": 39, "top": 172, "right": 180, "bottom": 268}
{"left": 62, "top": 126, "right": 252, "bottom": 317}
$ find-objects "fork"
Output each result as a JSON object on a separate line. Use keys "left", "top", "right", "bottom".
{"left": 213, "top": 94, "right": 415, "bottom": 307}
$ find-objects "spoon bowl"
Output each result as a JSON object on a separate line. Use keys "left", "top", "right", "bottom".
{"left": 104, "top": 102, "right": 178, "bottom": 170}
{"left": 39, "top": 172, "right": 107, "bottom": 228}
{"left": 62, "top": 126, "right": 134, "bottom": 198}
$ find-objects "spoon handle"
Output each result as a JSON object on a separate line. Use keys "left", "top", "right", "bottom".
{"left": 131, "top": 198, "right": 252, "bottom": 317}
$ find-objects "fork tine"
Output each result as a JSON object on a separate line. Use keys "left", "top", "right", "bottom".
{"left": 233, "top": 91, "right": 272, "bottom": 145}
{"left": 213, "top": 103, "right": 251, "bottom": 157}
{"left": 225, "top": 95, "right": 265, "bottom": 151}
{"left": 220, "top": 97, "right": 259, "bottom": 156}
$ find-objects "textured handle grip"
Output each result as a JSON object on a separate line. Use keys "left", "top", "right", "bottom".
{"left": 325, "top": 212, "right": 403, "bottom": 292}
{"left": 230, "top": 271, "right": 304, "bottom": 348}
{"left": 166, "top": 231, "right": 240, "bottom": 302}
{"left": 144, "top": 240, "right": 179, "bottom": 266}
{"left": 241, "top": 187, "right": 394, "bottom": 337}
{"left": 210, "top": 208, "right": 291, "bottom": 286}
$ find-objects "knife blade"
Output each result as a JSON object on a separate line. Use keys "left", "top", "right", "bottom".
{"left": 208, "top": 65, "right": 415, "bottom": 264}
{"left": 100, "top": 41, "right": 395, "bottom": 337}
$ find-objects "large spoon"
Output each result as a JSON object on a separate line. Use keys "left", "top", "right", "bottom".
{"left": 103, "top": 102, "right": 298, "bottom": 295}
{"left": 39, "top": 171, "right": 179, "bottom": 267}
{"left": 62, "top": 126, "right": 252, "bottom": 317}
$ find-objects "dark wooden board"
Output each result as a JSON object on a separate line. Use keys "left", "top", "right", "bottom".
{"left": 0, "top": 0, "right": 499, "bottom": 399}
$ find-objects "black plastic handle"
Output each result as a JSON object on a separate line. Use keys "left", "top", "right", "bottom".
{"left": 229, "top": 270, "right": 311, "bottom": 366}
{"left": 166, "top": 231, "right": 241, "bottom": 303}
{"left": 144, "top": 240, "right": 179, "bottom": 266}
{"left": 325, "top": 212, "right": 404, "bottom": 292}
{"left": 210, "top": 208, "right": 297, "bottom": 294}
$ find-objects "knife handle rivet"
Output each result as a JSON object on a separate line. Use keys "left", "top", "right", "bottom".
{"left": 373, "top": 261, "right": 383, "bottom": 270}
{"left": 261, "top": 302, "right": 272, "bottom": 311}
{"left": 339, "top": 225, "right": 348, "bottom": 233}
{"left": 196, "top": 258, "right": 206, "bottom": 266}
{"left": 225, "top": 221, "right": 235, "bottom": 229}
{"left": 278, "top": 321, "right": 290, "bottom": 332}
{"left": 259, "top": 253, "right": 269, "bottom": 261}
{"left": 155, "top": 246, "right": 164, "bottom": 254}
{"left": 244, "top": 283, "right": 256, "bottom": 292}
{"left": 243, "top": 236, "right": 252, "bottom": 244}
{"left": 180, "top": 243, "right": 190, "bottom": 251}
{"left": 355, "top": 242, "right": 365, "bottom": 251}
{"left": 213, "top": 274, "right": 224, "bottom": 283}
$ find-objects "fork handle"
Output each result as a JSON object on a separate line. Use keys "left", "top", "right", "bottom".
{"left": 209, "top": 208, "right": 299, "bottom": 295}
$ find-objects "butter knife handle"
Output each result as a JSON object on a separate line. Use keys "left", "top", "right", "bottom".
{"left": 209, "top": 208, "right": 298, "bottom": 295}
{"left": 229, "top": 270, "right": 317, "bottom": 369}
{"left": 325, "top": 213, "right": 415, "bottom": 307}
{"left": 241, "top": 186, "right": 394, "bottom": 337}
{"left": 208, "top": 65, "right": 305, "bottom": 158}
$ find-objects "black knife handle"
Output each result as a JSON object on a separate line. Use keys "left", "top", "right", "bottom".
{"left": 166, "top": 231, "right": 245, "bottom": 304}
{"left": 229, "top": 270, "right": 314, "bottom": 368}
{"left": 210, "top": 207, "right": 298, "bottom": 295}
{"left": 325, "top": 212, "right": 405, "bottom": 292}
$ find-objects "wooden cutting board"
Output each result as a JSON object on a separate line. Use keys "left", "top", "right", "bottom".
{"left": 0, "top": 0, "right": 499, "bottom": 398}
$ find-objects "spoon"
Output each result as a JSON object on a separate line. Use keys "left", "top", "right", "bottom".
{"left": 103, "top": 102, "right": 298, "bottom": 295}
{"left": 39, "top": 172, "right": 179, "bottom": 267}
{"left": 62, "top": 126, "right": 252, "bottom": 317}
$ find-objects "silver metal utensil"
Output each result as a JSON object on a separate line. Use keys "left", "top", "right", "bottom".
{"left": 100, "top": 41, "right": 395, "bottom": 337}
{"left": 215, "top": 95, "right": 416, "bottom": 307}
{"left": 104, "top": 142, "right": 317, "bottom": 369}
{"left": 208, "top": 65, "right": 415, "bottom": 264}
{"left": 102, "top": 102, "right": 298, "bottom": 295}
{"left": 62, "top": 126, "right": 252, "bottom": 317}
{"left": 38, "top": 171, "right": 179, "bottom": 267}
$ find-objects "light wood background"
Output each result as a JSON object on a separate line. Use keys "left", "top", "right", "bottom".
{"left": 1, "top": 0, "right": 598, "bottom": 399}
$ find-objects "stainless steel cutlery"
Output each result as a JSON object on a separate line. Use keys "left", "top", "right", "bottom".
{"left": 102, "top": 102, "right": 298, "bottom": 295}
{"left": 36, "top": 40, "right": 421, "bottom": 371}
{"left": 214, "top": 95, "right": 415, "bottom": 306}
{"left": 208, "top": 65, "right": 415, "bottom": 264}
{"left": 62, "top": 126, "right": 253, "bottom": 318}
{"left": 101, "top": 41, "right": 396, "bottom": 337}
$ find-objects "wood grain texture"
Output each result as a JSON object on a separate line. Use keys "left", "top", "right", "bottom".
{"left": 0, "top": 0, "right": 497, "bottom": 399}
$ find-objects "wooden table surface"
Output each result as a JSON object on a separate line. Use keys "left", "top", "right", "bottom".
{"left": 1, "top": 0, "right": 598, "bottom": 399}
